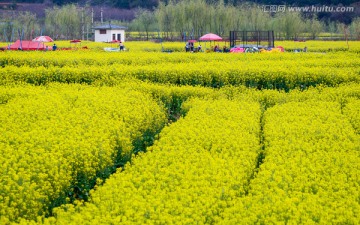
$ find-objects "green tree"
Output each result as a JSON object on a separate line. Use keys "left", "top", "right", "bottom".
{"left": 327, "top": 20, "right": 338, "bottom": 38}
{"left": 45, "top": 4, "right": 81, "bottom": 40}
{"left": 45, "top": 6, "right": 63, "bottom": 39}
{"left": 0, "top": 20, "right": 15, "bottom": 42}
{"left": 276, "top": 11, "right": 305, "bottom": 40}
{"left": 185, "top": 0, "right": 208, "bottom": 38}
{"left": 13, "top": 11, "right": 39, "bottom": 40}
{"left": 60, "top": 4, "right": 81, "bottom": 39}
{"left": 133, "top": 8, "right": 157, "bottom": 40}
{"left": 171, "top": 0, "right": 187, "bottom": 39}
{"left": 241, "top": 4, "right": 270, "bottom": 31}
{"left": 307, "top": 18, "right": 323, "bottom": 39}
{"left": 155, "top": 1, "right": 175, "bottom": 39}
{"left": 227, "top": 5, "right": 242, "bottom": 31}
{"left": 336, "top": 22, "right": 347, "bottom": 39}
{"left": 212, "top": 0, "right": 227, "bottom": 36}
{"left": 350, "top": 17, "right": 360, "bottom": 40}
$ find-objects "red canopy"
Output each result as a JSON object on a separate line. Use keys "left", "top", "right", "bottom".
{"left": 199, "top": 33, "right": 222, "bottom": 41}
{"left": 7, "top": 40, "right": 50, "bottom": 50}
{"left": 32, "top": 36, "right": 54, "bottom": 42}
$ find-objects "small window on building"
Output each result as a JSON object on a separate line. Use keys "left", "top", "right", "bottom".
{"left": 100, "top": 29, "right": 106, "bottom": 34}
{"left": 117, "top": 34, "right": 121, "bottom": 41}
{"left": 112, "top": 34, "right": 116, "bottom": 40}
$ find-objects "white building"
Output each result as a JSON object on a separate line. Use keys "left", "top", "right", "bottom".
{"left": 93, "top": 24, "right": 127, "bottom": 42}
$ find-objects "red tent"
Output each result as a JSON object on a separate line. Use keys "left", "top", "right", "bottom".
{"left": 32, "top": 36, "right": 54, "bottom": 42}
{"left": 7, "top": 40, "right": 50, "bottom": 50}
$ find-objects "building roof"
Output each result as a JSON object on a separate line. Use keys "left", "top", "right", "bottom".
{"left": 93, "top": 24, "right": 127, "bottom": 30}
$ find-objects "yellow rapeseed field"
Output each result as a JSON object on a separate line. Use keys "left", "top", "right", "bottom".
{"left": 0, "top": 40, "right": 359, "bottom": 224}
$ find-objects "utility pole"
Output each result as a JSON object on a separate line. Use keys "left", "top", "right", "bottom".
{"left": 101, "top": 8, "right": 103, "bottom": 24}
{"left": 91, "top": 8, "right": 94, "bottom": 24}
{"left": 81, "top": 7, "right": 85, "bottom": 40}
{"left": 91, "top": 8, "right": 94, "bottom": 41}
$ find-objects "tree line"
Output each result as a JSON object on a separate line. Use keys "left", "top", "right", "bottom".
{"left": 0, "top": 0, "right": 359, "bottom": 42}
{"left": 4, "top": 0, "right": 358, "bottom": 10}
{"left": 132, "top": 0, "right": 360, "bottom": 41}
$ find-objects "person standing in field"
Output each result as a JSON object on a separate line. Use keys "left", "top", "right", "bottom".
{"left": 119, "top": 41, "right": 124, "bottom": 51}
{"left": 185, "top": 42, "right": 190, "bottom": 52}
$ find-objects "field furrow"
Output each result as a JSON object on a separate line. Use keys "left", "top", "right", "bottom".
{"left": 221, "top": 101, "right": 360, "bottom": 224}
{"left": 0, "top": 84, "right": 166, "bottom": 223}
{"left": 46, "top": 99, "right": 262, "bottom": 224}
